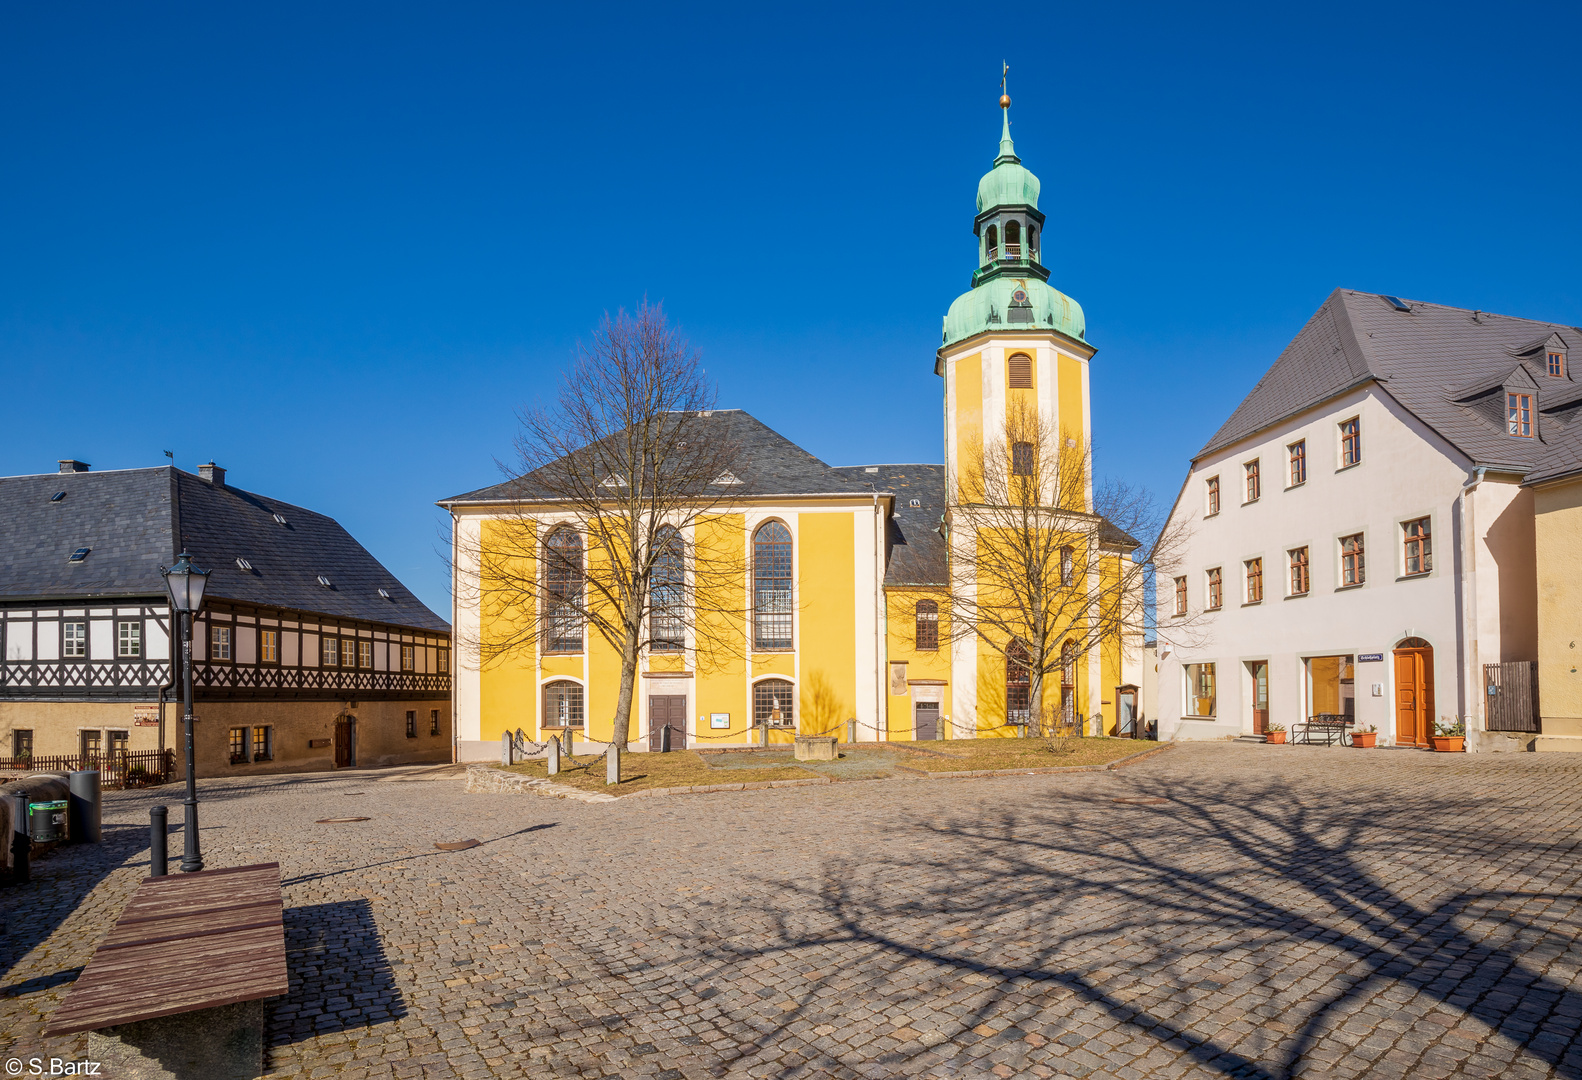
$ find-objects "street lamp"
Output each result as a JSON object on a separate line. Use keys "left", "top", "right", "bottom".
{"left": 160, "top": 550, "right": 210, "bottom": 873}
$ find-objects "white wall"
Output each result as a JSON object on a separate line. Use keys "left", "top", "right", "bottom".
{"left": 1156, "top": 385, "right": 1473, "bottom": 744}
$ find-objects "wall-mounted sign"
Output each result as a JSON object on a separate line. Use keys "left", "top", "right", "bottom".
{"left": 1358, "top": 653, "right": 1384, "bottom": 663}
{"left": 132, "top": 704, "right": 160, "bottom": 727}
{"left": 709, "top": 712, "right": 730, "bottom": 729}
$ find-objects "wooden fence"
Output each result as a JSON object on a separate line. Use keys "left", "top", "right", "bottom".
{"left": 1485, "top": 661, "right": 1540, "bottom": 733}
{"left": 0, "top": 750, "right": 175, "bottom": 789}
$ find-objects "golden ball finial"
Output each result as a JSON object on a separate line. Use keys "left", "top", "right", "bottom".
{"left": 1000, "top": 94, "right": 1011, "bottom": 109}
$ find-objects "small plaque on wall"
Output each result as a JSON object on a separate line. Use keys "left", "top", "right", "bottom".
{"left": 710, "top": 712, "right": 730, "bottom": 729}
{"left": 132, "top": 704, "right": 160, "bottom": 727}
{"left": 309, "top": 738, "right": 331, "bottom": 748}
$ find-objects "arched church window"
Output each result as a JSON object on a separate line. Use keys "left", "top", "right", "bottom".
{"left": 753, "top": 521, "right": 793, "bottom": 650}
{"left": 754, "top": 679, "right": 795, "bottom": 728}
{"left": 544, "top": 527, "right": 584, "bottom": 653}
{"left": 650, "top": 525, "right": 684, "bottom": 652}
{"left": 985, "top": 224, "right": 998, "bottom": 260}
{"left": 543, "top": 680, "right": 584, "bottom": 728}
{"left": 1007, "top": 641, "right": 1031, "bottom": 724}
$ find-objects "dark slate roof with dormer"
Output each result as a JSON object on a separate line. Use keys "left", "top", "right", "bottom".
{"left": 439, "top": 410, "right": 879, "bottom": 504}
{"left": 0, "top": 466, "right": 448, "bottom": 632}
{"left": 1199, "top": 289, "right": 1581, "bottom": 473}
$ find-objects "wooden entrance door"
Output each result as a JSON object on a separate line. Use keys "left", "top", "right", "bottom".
{"left": 1393, "top": 641, "right": 1434, "bottom": 747}
{"left": 334, "top": 717, "right": 354, "bottom": 767}
{"left": 648, "top": 695, "right": 687, "bottom": 752}
{"left": 1249, "top": 661, "right": 1269, "bottom": 734}
{"left": 914, "top": 701, "right": 940, "bottom": 741}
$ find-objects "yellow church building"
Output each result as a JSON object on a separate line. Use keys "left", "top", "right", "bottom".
{"left": 442, "top": 101, "right": 1147, "bottom": 758}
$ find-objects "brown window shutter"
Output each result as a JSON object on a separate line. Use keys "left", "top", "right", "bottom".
{"left": 1008, "top": 354, "right": 1033, "bottom": 388}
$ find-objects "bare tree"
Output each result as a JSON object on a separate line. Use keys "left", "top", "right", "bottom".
{"left": 455, "top": 302, "right": 747, "bottom": 752}
{"left": 938, "top": 399, "right": 1189, "bottom": 735}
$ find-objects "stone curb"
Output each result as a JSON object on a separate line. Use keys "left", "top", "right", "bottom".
{"left": 892, "top": 741, "right": 1174, "bottom": 779}
{"left": 464, "top": 764, "right": 830, "bottom": 802}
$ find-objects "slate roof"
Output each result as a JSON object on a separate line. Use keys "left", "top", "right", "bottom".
{"left": 1526, "top": 422, "right": 1582, "bottom": 485}
{"left": 0, "top": 466, "right": 448, "bottom": 632}
{"left": 830, "top": 464, "right": 949, "bottom": 586}
{"left": 440, "top": 410, "right": 878, "bottom": 504}
{"left": 1199, "top": 289, "right": 1582, "bottom": 474}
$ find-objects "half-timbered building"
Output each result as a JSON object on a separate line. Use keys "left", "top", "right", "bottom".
{"left": 0, "top": 459, "right": 451, "bottom": 775}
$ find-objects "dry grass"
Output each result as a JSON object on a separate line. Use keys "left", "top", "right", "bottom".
{"left": 888, "top": 736, "right": 1157, "bottom": 772}
{"left": 497, "top": 750, "right": 817, "bottom": 796}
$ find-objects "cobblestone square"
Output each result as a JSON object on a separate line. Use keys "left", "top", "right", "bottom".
{"left": 4, "top": 743, "right": 1582, "bottom": 1079}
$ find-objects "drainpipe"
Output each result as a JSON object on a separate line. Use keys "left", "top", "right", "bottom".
{"left": 1460, "top": 466, "right": 1486, "bottom": 741}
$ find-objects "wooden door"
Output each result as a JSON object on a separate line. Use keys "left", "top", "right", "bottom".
{"left": 914, "top": 701, "right": 940, "bottom": 741}
{"left": 648, "top": 696, "right": 687, "bottom": 752}
{"left": 1250, "top": 662, "right": 1269, "bottom": 734}
{"left": 334, "top": 717, "right": 354, "bottom": 767}
{"left": 1393, "top": 646, "right": 1434, "bottom": 747}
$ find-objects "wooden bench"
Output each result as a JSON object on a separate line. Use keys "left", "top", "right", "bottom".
{"left": 46, "top": 862, "right": 289, "bottom": 1079}
{"left": 1297, "top": 714, "right": 1355, "bottom": 746}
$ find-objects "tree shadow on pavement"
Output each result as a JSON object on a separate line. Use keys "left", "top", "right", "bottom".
{"left": 698, "top": 773, "right": 1582, "bottom": 1079}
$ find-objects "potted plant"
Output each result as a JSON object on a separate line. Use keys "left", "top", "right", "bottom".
{"left": 1430, "top": 716, "right": 1465, "bottom": 753}
{"left": 1351, "top": 725, "right": 1377, "bottom": 749}
{"left": 1265, "top": 723, "right": 1287, "bottom": 745}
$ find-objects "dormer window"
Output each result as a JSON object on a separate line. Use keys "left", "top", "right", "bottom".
{"left": 1549, "top": 351, "right": 1566, "bottom": 377}
{"left": 1508, "top": 393, "right": 1533, "bottom": 437}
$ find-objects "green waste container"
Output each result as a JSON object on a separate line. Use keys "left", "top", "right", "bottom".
{"left": 28, "top": 799, "right": 68, "bottom": 843}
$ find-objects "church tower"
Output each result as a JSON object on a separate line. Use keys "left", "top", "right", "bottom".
{"left": 937, "top": 91, "right": 1093, "bottom": 511}
{"left": 937, "top": 87, "right": 1105, "bottom": 735}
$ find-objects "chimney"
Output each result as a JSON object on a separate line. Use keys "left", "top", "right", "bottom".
{"left": 58, "top": 459, "right": 90, "bottom": 473}
{"left": 199, "top": 462, "right": 227, "bottom": 487}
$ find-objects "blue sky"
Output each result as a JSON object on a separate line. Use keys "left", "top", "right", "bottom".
{"left": 3, "top": 2, "right": 1578, "bottom": 617}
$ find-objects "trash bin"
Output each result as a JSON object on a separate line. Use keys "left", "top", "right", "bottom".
{"left": 28, "top": 799, "right": 68, "bottom": 843}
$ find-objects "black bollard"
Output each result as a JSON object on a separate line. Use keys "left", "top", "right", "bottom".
{"left": 149, "top": 805, "right": 168, "bottom": 877}
{"left": 10, "top": 792, "right": 28, "bottom": 886}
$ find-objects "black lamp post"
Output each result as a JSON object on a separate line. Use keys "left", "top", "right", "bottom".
{"left": 160, "top": 550, "right": 210, "bottom": 873}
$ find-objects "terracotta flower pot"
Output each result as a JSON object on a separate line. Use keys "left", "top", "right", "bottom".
{"left": 1265, "top": 731, "right": 1286, "bottom": 744}
{"left": 1352, "top": 732, "right": 1377, "bottom": 748}
{"left": 1430, "top": 735, "right": 1465, "bottom": 752}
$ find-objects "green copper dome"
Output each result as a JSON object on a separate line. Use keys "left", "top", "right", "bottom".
{"left": 976, "top": 112, "right": 1040, "bottom": 213}
{"left": 943, "top": 276, "right": 1085, "bottom": 348}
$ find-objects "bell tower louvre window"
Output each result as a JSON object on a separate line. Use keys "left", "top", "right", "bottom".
{"left": 1008, "top": 353, "right": 1033, "bottom": 388}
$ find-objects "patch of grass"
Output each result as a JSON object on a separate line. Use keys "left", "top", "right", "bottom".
{"left": 496, "top": 750, "right": 818, "bottom": 796}
{"left": 888, "top": 736, "right": 1156, "bottom": 772}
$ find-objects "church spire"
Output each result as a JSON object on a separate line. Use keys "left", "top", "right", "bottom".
{"left": 995, "top": 63, "right": 1019, "bottom": 165}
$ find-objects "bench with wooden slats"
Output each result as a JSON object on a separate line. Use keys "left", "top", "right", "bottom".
{"left": 45, "top": 862, "right": 289, "bottom": 1036}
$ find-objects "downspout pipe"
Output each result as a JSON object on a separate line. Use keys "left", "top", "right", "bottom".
{"left": 1460, "top": 466, "right": 1486, "bottom": 738}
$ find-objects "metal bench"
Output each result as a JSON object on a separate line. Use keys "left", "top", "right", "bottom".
{"left": 46, "top": 862, "right": 289, "bottom": 1079}
{"left": 1298, "top": 713, "right": 1355, "bottom": 746}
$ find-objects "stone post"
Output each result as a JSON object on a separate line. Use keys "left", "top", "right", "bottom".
{"left": 500, "top": 732, "right": 513, "bottom": 766}
{"left": 606, "top": 744, "right": 621, "bottom": 785}
{"left": 546, "top": 738, "right": 560, "bottom": 776}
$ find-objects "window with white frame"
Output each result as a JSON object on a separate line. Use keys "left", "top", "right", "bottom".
{"left": 117, "top": 621, "right": 141, "bottom": 658}
{"left": 1184, "top": 663, "right": 1217, "bottom": 718}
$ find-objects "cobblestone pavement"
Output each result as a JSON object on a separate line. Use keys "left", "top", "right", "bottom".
{"left": 4, "top": 743, "right": 1582, "bottom": 1079}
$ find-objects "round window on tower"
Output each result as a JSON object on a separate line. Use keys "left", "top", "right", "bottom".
{"left": 1012, "top": 289, "right": 1028, "bottom": 304}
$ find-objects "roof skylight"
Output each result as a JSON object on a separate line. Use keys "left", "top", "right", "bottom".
{"left": 378, "top": 588, "right": 392, "bottom": 600}
{"left": 317, "top": 575, "right": 332, "bottom": 587}
{"left": 272, "top": 513, "right": 288, "bottom": 526}
{"left": 68, "top": 548, "right": 90, "bottom": 563}
{"left": 50, "top": 491, "right": 66, "bottom": 502}
{"left": 1382, "top": 295, "right": 1411, "bottom": 312}
{"left": 236, "top": 557, "right": 253, "bottom": 571}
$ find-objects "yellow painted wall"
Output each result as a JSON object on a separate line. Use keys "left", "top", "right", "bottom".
{"left": 478, "top": 518, "right": 539, "bottom": 743}
{"left": 797, "top": 512, "right": 857, "bottom": 740}
{"left": 1536, "top": 480, "right": 1582, "bottom": 723}
{"left": 953, "top": 352, "right": 983, "bottom": 503}
{"left": 695, "top": 513, "right": 749, "bottom": 743}
{"left": 884, "top": 588, "right": 951, "bottom": 739}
